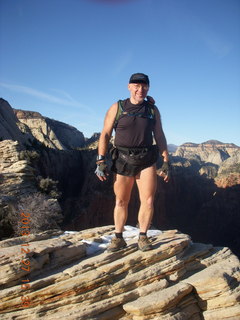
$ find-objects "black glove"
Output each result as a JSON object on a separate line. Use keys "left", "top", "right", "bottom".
{"left": 159, "top": 161, "right": 171, "bottom": 178}
{"left": 95, "top": 162, "right": 108, "bottom": 179}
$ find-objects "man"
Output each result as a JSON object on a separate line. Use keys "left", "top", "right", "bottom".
{"left": 95, "top": 73, "right": 170, "bottom": 252}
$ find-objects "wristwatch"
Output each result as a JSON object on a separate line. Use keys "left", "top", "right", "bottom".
{"left": 96, "top": 155, "right": 105, "bottom": 162}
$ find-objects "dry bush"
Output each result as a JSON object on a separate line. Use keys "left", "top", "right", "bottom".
{"left": 10, "top": 192, "right": 63, "bottom": 236}
{"left": 37, "top": 176, "right": 61, "bottom": 199}
{"left": 19, "top": 150, "right": 40, "bottom": 161}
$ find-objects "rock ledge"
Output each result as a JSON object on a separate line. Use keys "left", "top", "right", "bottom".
{"left": 0, "top": 226, "right": 239, "bottom": 319}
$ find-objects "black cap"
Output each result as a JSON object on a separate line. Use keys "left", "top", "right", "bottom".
{"left": 129, "top": 73, "right": 150, "bottom": 85}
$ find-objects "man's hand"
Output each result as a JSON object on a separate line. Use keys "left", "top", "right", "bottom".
{"left": 159, "top": 161, "right": 171, "bottom": 182}
{"left": 95, "top": 161, "right": 108, "bottom": 181}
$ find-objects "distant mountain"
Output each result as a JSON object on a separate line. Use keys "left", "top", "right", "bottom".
{"left": 168, "top": 144, "right": 178, "bottom": 153}
{"left": 0, "top": 98, "right": 85, "bottom": 150}
{"left": 14, "top": 108, "right": 85, "bottom": 150}
{"left": 84, "top": 133, "right": 100, "bottom": 149}
{"left": 204, "top": 140, "right": 239, "bottom": 147}
{"left": 174, "top": 140, "right": 239, "bottom": 165}
{"left": 0, "top": 98, "right": 31, "bottom": 144}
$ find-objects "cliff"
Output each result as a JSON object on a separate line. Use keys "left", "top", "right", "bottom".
{"left": 13, "top": 108, "right": 85, "bottom": 150}
{"left": 0, "top": 98, "right": 85, "bottom": 150}
{"left": 174, "top": 140, "right": 240, "bottom": 189}
{"left": 0, "top": 99, "right": 85, "bottom": 238}
{"left": 0, "top": 137, "right": 84, "bottom": 239}
{"left": 0, "top": 99, "right": 33, "bottom": 144}
{"left": 0, "top": 140, "right": 37, "bottom": 197}
{"left": 175, "top": 140, "right": 239, "bottom": 165}
{"left": 215, "top": 150, "right": 240, "bottom": 187}
{"left": 0, "top": 226, "right": 239, "bottom": 319}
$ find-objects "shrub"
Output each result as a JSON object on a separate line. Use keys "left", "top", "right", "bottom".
{"left": 37, "top": 176, "right": 61, "bottom": 199}
{"left": 10, "top": 192, "right": 63, "bottom": 236}
{"left": 19, "top": 150, "right": 40, "bottom": 161}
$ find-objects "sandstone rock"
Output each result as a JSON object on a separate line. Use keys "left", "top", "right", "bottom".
{"left": 17, "top": 116, "right": 66, "bottom": 150}
{"left": 0, "top": 99, "right": 33, "bottom": 145}
{"left": 175, "top": 140, "right": 239, "bottom": 165}
{"left": 0, "top": 98, "right": 85, "bottom": 150}
{"left": 14, "top": 109, "right": 85, "bottom": 150}
{"left": 0, "top": 139, "right": 65, "bottom": 239}
{"left": 0, "top": 140, "right": 38, "bottom": 197}
{"left": 215, "top": 150, "right": 240, "bottom": 187}
{"left": 218, "top": 150, "right": 240, "bottom": 174}
{"left": 0, "top": 226, "right": 239, "bottom": 320}
{"left": 123, "top": 282, "right": 193, "bottom": 315}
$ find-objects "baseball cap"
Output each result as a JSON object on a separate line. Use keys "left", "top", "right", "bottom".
{"left": 129, "top": 73, "right": 150, "bottom": 85}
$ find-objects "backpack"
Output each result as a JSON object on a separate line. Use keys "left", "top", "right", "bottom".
{"left": 114, "top": 99, "right": 155, "bottom": 128}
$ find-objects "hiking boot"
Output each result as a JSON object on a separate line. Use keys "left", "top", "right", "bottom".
{"left": 107, "top": 237, "right": 127, "bottom": 252}
{"left": 138, "top": 235, "right": 153, "bottom": 251}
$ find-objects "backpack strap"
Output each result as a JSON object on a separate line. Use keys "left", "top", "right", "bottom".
{"left": 146, "top": 96, "right": 155, "bottom": 120}
{"left": 114, "top": 99, "right": 155, "bottom": 128}
{"left": 114, "top": 100, "right": 124, "bottom": 128}
{"left": 147, "top": 103, "right": 155, "bottom": 120}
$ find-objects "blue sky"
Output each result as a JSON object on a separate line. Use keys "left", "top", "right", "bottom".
{"left": 0, "top": 0, "right": 239, "bottom": 146}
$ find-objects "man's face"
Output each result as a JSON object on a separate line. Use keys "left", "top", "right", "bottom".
{"left": 128, "top": 83, "right": 149, "bottom": 103}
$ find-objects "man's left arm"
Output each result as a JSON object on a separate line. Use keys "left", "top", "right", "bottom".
{"left": 153, "top": 106, "right": 170, "bottom": 181}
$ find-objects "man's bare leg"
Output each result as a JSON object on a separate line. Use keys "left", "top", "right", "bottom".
{"left": 136, "top": 165, "right": 157, "bottom": 233}
{"left": 113, "top": 174, "right": 135, "bottom": 233}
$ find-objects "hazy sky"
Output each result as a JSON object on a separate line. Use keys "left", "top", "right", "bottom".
{"left": 0, "top": 0, "right": 239, "bottom": 146}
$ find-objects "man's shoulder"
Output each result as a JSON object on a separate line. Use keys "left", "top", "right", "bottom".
{"left": 118, "top": 98, "right": 128, "bottom": 103}
{"left": 107, "top": 102, "right": 118, "bottom": 115}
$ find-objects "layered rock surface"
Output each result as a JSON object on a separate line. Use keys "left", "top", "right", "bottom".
{"left": 175, "top": 140, "right": 239, "bottom": 165}
{"left": 0, "top": 98, "right": 85, "bottom": 150}
{"left": 0, "top": 226, "right": 239, "bottom": 320}
{"left": 215, "top": 150, "right": 240, "bottom": 187}
{"left": 14, "top": 109, "right": 85, "bottom": 150}
{"left": 0, "top": 99, "right": 32, "bottom": 145}
{"left": 0, "top": 140, "right": 37, "bottom": 197}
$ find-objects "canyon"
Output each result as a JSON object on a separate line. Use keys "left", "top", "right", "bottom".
{"left": 0, "top": 98, "right": 240, "bottom": 256}
{"left": 0, "top": 98, "right": 240, "bottom": 319}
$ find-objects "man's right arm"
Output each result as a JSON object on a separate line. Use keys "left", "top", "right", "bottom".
{"left": 98, "top": 102, "right": 118, "bottom": 156}
{"left": 95, "top": 102, "right": 118, "bottom": 181}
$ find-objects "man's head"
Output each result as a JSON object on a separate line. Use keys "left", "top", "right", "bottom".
{"left": 128, "top": 73, "right": 150, "bottom": 104}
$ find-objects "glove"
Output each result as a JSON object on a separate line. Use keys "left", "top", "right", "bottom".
{"left": 95, "top": 162, "right": 108, "bottom": 179}
{"left": 159, "top": 161, "right": 171, "bottom": 178}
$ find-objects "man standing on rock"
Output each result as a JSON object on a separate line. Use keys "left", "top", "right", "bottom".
{"left": 95, "top": 73, "right": 170, "bottom": 252}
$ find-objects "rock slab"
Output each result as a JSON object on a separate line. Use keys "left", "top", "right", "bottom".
{"left": 0, "top": 226, "right": 239, "bottom": 320}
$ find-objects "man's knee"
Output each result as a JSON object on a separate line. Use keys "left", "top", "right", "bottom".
{"left": 115, "top": 199, "right": 129, "bottom": 208}
{"left": 142, "top": 196, "right": 154, "bottom": 209}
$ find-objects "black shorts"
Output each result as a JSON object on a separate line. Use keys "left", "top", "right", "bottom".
{"left": 110, "top": 145, "right": 158, "bottom": 177}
